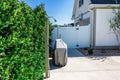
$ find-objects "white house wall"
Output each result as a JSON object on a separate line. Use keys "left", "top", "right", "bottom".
{"left": 95, "top": 9, "right": 118, "bottom": 46}
{"left": 75, "top": 0, "right": 91, "bottom": 21}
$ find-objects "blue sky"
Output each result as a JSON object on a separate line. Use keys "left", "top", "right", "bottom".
{"left": 23, "top": 0, "right": 74, "bottom": 25}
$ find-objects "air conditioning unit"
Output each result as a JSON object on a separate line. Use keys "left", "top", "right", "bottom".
{"left": 78, "top": 13, "right": 83, "bottom": 20}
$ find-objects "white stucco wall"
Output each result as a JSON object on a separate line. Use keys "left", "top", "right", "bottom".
{"left": 95, "top": 9, "right": 118, "bottom": 46}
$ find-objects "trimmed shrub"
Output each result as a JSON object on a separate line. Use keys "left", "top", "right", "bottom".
{"left": 0, "top": 0, "right": 47, "bottom": 80}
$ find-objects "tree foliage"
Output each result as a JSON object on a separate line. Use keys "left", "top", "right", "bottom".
{"left": 109, "top": 7, "right": 120, "bottom": 47}
{"left": 0, "top": 0, "right": 48, "bottom": 80}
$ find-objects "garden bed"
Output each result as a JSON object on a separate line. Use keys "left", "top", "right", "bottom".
{"left": 78, "top": 48, "right": 120, "bottom": 56}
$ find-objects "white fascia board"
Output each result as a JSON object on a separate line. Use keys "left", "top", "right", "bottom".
{"left": 89, "top": 4, "right": 120, "bottom": 9}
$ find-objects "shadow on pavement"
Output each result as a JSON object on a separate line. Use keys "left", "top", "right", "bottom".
{"left": 68, "top": 49, "right": 84, "bottom": 57}
{"left": 49, "top": 58, "right": 63, "bottom": 70}
{"left": 87, "top": 56, "right": 107, "bottom": 61}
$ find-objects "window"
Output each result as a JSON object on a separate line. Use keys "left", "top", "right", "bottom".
{"left": 79, "top": 0, "right": 84, "bottom": 7}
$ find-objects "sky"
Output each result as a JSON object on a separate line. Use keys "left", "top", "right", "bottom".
{"left": 23, "top": 0, "right": 74, "bottom": 25}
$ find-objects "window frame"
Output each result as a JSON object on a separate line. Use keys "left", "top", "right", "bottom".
{"left": 79, "top": 0, "right": 84, "bottom": 7}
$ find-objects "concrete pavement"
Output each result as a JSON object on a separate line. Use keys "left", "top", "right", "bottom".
{"left": 45, "top": 49, "right": 120, "bottom": 80}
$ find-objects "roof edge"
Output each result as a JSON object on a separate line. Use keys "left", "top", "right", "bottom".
{"left": 89, "top": 4, "right": 120, "bottom": 9}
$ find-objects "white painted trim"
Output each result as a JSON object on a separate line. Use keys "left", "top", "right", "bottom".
{"left": 89, "top": 4, "right": 120, "bottom": 9}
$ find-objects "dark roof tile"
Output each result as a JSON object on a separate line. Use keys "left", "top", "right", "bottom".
{"left": 91, "top": 0, "right": 120, "bottom": 4}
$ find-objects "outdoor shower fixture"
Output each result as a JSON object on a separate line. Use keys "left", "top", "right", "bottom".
{"left": 45, "top": 16, "right": 57, "bottom": 78}
{"left": 48, "top": 16, "right": 57, "bottom": 22}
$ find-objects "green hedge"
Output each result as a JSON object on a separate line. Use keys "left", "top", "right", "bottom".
{"left": 0, "top": 0, "right": 47, "bottom": 80}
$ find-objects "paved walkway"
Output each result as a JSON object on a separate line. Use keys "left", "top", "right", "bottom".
{"left": 45, "top": 49, "right": 120, "bottom": 80}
